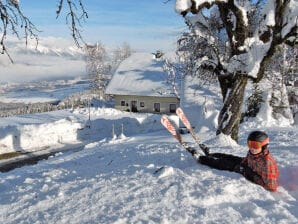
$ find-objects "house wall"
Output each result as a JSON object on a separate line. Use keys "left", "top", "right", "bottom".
{"left": 113, "top": 95, "right": 180, "bottom": 114}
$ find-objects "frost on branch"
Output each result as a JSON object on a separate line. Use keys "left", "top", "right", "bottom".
{"left": 56, "top": 0, "right": 88, "bottom": 48}
{"left": 0, "top": 0, "right": 88, "bottom": 62}
{"left": 8, "top": 0, "right": 19, "bottom": 6}
{"left": 0, "top": 0, "right": 38, "bottom": 62}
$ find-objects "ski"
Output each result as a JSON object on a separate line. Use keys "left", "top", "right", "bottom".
{"left": 176, "top": 107, "right": 209, "bottom": 155}
{"left": 161, "top": 115, "right": 200, "bottom": 158}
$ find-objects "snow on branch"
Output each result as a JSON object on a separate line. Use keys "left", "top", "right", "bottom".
{"left": 175, "top": 0, "right": 228, "bottom": 16}
{"left": 0, "top": 0, "right": 39, "bottom": 62}
{"left": 56, "top": 0, "right": 88, "bottom": 48}
{"left": 281, "top": 0, "right": 298, "bottom": 41}
{"left": 0, "top": 0, "right": 88, "bottom": 62}
{"left": 163, "top": 58, "right": 181, "bottom": 98}
{"left": 175, "top": 0, "right": 297, "bottom": 79}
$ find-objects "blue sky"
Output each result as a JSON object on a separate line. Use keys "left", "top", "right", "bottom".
{"left": 21, "top": 0, "right": 186, "bottom": 52}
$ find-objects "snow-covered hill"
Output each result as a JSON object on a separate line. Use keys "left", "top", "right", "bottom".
{"left": 0, "top": 48, "right": 297, "bottom": 222}
{"left": 0, "top": 103, "right": 297, "bottom": 223}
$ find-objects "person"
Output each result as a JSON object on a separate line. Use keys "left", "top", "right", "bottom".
{"left": 198, "top": 131, "right": 279, "bottom": 192}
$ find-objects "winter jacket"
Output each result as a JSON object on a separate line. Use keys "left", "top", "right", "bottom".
{"left": 241, "top": 148, "right": 279, "bottom": 191}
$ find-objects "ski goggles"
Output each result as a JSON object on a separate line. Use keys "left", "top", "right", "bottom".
{"left": 247, "top": 137, "right": 269, "bottom": 149}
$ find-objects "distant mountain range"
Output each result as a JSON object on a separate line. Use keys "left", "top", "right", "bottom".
{"left": 0, "top": 37, "right": 87, "bottom": 83}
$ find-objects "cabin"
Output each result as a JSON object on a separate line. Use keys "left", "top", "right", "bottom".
{"left": 105, "top": 53, "right": 180, "bottom": 114}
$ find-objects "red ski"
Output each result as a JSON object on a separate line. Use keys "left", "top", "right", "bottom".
{"left": 176, "top": 107, "right": 209, "bottom": 155}
{"left": 161, "top": 115, "right": 199, "bottom": 158}
{"left": 176, "top": 107, "right": 201, "bottom": 143}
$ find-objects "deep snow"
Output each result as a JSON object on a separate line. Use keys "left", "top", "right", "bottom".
{"left": 0, "top": 103, "right": 297, "bottom": 224}
{"left": 0, "top": 48, "right": 297, "bottom": 223}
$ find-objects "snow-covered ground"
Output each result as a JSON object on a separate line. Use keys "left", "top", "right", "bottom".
{"left": 0, "top": 77, "right": 90, "bottom": 104}
{"left": 0, "top": 81, "right": 297, "bottom": 223}
{"left": 0, "top": 96, "right": 298, "bottom": 223}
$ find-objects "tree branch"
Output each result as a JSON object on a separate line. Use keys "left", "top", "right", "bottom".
{"left": 56, "top": 0, "right": 88, "bottom": 48}
{"left": 0, "top": 0, "right": 39, "bottom": 63}
{"left": 0, "top": 0, "right": 88, "bottom": 62}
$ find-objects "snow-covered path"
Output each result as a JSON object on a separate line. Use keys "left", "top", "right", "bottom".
{"left": 1, "top": 129, "right": 297, "bottom": 224}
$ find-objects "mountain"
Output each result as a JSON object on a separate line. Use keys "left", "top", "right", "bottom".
{"left": 0, "top": 36, "right": 86, "bottom": 83}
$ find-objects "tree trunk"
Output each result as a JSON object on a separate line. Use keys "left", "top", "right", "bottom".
{"left": 217, "top": 74, "right": 248, "bottom": 142}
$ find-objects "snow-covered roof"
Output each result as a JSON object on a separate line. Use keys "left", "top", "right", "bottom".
{"left": 106, "top": 53, "right": 176, "bottom": 97}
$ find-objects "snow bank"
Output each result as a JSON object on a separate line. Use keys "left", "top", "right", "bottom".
{"left": 0, "top": 115, "right": 83, "bottom": 153}
{"left": 0, "top": 108, "right": 164, "bottom": 154}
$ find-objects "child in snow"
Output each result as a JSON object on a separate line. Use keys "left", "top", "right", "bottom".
{"left": 198, "top": 131, "right": 279, "bottom": 192}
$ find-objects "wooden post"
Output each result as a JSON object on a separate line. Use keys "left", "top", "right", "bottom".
{"left": 112, "top": 124, "right": 116, "bottom": 139}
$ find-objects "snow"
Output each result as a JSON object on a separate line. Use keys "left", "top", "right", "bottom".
{"left": 0, "top": 2, "right": 296, "bottom": 221}
{"left": 105, "top": 53, "right": 176, "bottom": 97}
{"left": 0, "top": 77, "right": 89, "bottom": 104}
{"left": 175, "top": 0, "right": 193, "bottom": 14}
{"left": 233, "top": 0, "right": 249, "bottom": 26}
{"left": 263, "top": 0, "right": 276, "bottom": 27}
{"left": 0, "top": 38, "right": 89, "bottom": 107}
{"left": 175, "top": 0, "right": 297, "bottom": 79}
{"left": 0, "top": 72, "right": 297, "bottom": 223}
{"left": 227, "top": 37, "right": 271, "bottom": 78}
{"left": 175, "top": 0, "right": 228, "bottom": 14}
{"left": 282, "top": 1, "right": 298, "bottom": 39}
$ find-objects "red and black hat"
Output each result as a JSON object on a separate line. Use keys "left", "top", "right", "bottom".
{"left": 247, "top": 131, "right": 269, "bottom": 149}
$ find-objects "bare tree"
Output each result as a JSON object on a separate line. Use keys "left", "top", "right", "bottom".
{"left": 163, "top": 57, "right": 181, "bottom": 98}
{"left": 177, "top": 13, "right": 220, "bottom": 86}
{"left": 85, "top": 42, "right": 111, "bottom": 99}
{"left": 175, "top": 0, "right": 297, "bottom": 141}
{"left": 111, "top": 42, "right": 132, "bottom": 70}
{"left": 0, "top": 0, "right": 87, "bottom": 62}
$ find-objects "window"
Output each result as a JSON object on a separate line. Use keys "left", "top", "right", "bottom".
{"left": 121, "top": 101, "right": 125, "bottom": 106}
{"left": 170, "top": 104, "right": 176, "bottom": 113}
{"left": 154, "top": 103, "right": 160, "bottom": 112}
{"left": 140, "top": 102, "right": 145, "bottom": 107}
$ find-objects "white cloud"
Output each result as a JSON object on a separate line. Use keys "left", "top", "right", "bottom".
{"left": 0, "top": 37, "right": 86, "bottom": 83}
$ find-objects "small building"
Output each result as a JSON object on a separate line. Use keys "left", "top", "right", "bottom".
{"left": 105, "top": 53, "right": 179, "bottom": 114}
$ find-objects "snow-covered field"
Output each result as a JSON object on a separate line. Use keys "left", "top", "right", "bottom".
{"left": 0, "top": 77, "right": 89, "bottom": 104}
{"left": 0, "top": 45, "right": 297, "bottom": 223}
{"left": 0, "top": 90, "right": 297, "bottom": 223}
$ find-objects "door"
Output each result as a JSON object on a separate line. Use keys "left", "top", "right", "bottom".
{"left": 154, "top": 103, "right": 160, "bottom": 112}
{"left": 131, "top": 101, "right": 138, "bottom": 112}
